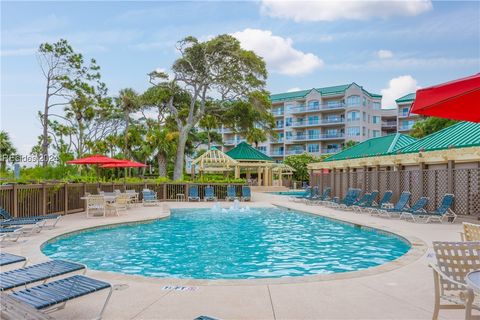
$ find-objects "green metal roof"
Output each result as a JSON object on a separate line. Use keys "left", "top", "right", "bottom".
{"left": 270, "top": 83, "right": 381, "bottom": 102}
{"left": 394, "top": 121, "right": 480, "bottom": 154}
{"left": 395, "top": 93, "right": 416, "bottom": 103}
{"left": 226, "top": 142, "right": 274, "bottom": 162}
{"left": 324, "top": 133, "right": 417, "bottom": 162}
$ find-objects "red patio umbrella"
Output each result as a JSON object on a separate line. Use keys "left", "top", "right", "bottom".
{"left": 66, "top": 155, "right": 124, "bottom": 165}
{"left": 100, "top": 160, "right": 147, "bottom": 168}
{"left": 410, "top": 73, "right": 480, "bottom": 122}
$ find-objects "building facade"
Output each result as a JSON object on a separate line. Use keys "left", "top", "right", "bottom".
{"left": 218, "top": 83, "right": 385, "bottom": 160}
{"left": 396, "top": 93, "right": 423, "bottom": 133}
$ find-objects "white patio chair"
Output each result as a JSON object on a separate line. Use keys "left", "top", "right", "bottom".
{"left": 106, "top": 194, "right": 130, "bottom": 216}
{"left": 86, "top": 195, "right": 107, "bottom": 218}
{"left": 430, "top": 241, "right": 480, "bottom": 320}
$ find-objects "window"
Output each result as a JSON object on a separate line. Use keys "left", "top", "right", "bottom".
{"left": 286, "top": 104, "right": 295, "bottom": 112}
{"left": 368, "top": 115, "right": 371, "bottom": 123}
{"left": 285, "top": 118, "right": 292, "bottom": 127}
{"left": 347, "top": 127, "right": 361, "bottom": 137}
{"left": 308, "top": 144, "right": 319, "bottom": 153}
{"left": 346, "top": 95, "right": 361, "bottom": 106}
{"left": 362, "top": 97, "right": 366, "bottom": 106}
{"left": 275, "top": 120, "right": 283, "bottom": 128}
{"left": 373, "top": 130, "right": 381, "bottom": 137}
{"left": 308, "top": 115, "right": 319, "bottom": 125}
{"left": 347, "top": 111, "right": 360, "bottom": 122}
{"left": 273, "top": 107, "right": 283, "bottom": 115}
{"left": 256, "top": 146, "right": 267, "bottom": 153}
{"left": 372, "top": 116, "right": 380, "bottom": 124}
{"left": 362, "top": 127, "right": 366, "bottom": 136}
{"left": 401, "top": 119, "right": 415, "bottom": 130}
{"left": 401, "top": 107, "right": 409, "bottom": 116}
{"left": 308, "top": 129, "right": 320, "bottom": 139}
{"left": 286, "top": 131, "right": 293, "bottom": 140}
{"left": 363, "top": 112, "right": 366, "bottom": 121}
{"left": 373, "top": 102, "right": 381, "bottom": 110}
{"left": 327, "top": 100, "right": 342, "bottom": 108}
{"left": 307, "top": 100, "right": 319, "bottom": 109}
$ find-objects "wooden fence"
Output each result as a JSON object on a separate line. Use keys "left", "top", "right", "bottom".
{"left": 310, "top": 168, "right": 480, "bottom": 216}
{"left": 0, "top": 182, "right": 246, "bottom": 218}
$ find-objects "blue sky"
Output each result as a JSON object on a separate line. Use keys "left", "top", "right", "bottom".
{"left": 1, "top": 1, "right": 479, "bottom": 156}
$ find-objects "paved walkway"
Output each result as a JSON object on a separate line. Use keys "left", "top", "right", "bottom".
{"left": 1, "top": 193, "right": 474, "bottom": 319}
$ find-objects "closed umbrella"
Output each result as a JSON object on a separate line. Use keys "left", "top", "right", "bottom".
{"left": 410, "top": 73, "right": 480, "bottom": 122}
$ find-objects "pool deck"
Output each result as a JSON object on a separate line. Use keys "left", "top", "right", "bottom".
{"left": 1, "top": 192, "right": 476, "bottom": 319}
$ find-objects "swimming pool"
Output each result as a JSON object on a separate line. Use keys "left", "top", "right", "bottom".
{"left": 42, "top": 207, "right": 410, "bottom": 280}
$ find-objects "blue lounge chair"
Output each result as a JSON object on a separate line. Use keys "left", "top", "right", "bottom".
{"left": 142, "top": 189, "right": 159, "bottom": 206}
{"left": 306, "top": 187, "right": 331, "bottom": 205}
{"left": 0, "top": 252, "right": 26, "bottom": 267}
{"left": 361, "top": 190, "right": 393, "bottom": 213}
{"left": 241, "top": 186, "right": 251, "bottom": 201}
{"left": 352, "top": 190, "right": 378, "bottom": 212}
{"left": 0, "top": 208, "right": 60, "bottom": 228}
{"left": 8, "top": 275, "right": 112, "bottom": 319}
{"left": 374, "top": 191, "right": 411, "bottom": 217}
{"left": 409, "top": 194, "right": 456, "bottom": 223}
{"left": 399, "top": 197, "right": 429, "bottom": 221}
{"left": 296, "top": 186, "right": 318, "bottom": 203}
{"left": 0, "top": 226, "right": 24, "bottom": 242}
{"left": 289, "top": 186, "right": 311, "bottom": 201}
{"left": 226, "top": 185, "right": 237, "bottom": 201}
{"left": 329, "top": 188, "right": 360, "bottom": 208}
{"left": 0, "top": 259, "right": 86, "bottom": 291}
{"left": 188, "top": 185, "right": 200, "bottom": 201}
{"left": 204, "top": 186, "right": 217, "bottom": 202}
{"left": 340, "top": 192, "right": 371, "bottom": 210}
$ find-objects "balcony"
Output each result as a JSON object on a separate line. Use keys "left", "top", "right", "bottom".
{"left": 289, "top": 102, "right": 345, "bottom": 114}
{"left": 272, "top": 110, "right": 284, "bottom": 117}
{"left": 271, "top": 138, "right": 284, "bottom": 143}
{"left": 291, "top": 120, "right": 320, "bottom": 128}
{"left": 223, "top": 139, "right": 245, "bottom": 145}
{"left": 270, "top": 150, "right": 284, "bottom": 156}
{"left": 321, "top": 148, "right": 342, "bottom": 154}
{"left": 286, "top": 149, "right": 305, "bottom": 155}
{"left": 322, "top": 133, "right": 345, "bottom": 139}
{"left": 321, "top": 118, "right": 344, "bottom": 125}
{"left": 399, "top": 125, "right": 413, "bottom": 131}
{"left": 274, "top": 124, "right": 284, "bottom": 130}
{"left": 382, "top": 121, "right": 397, "bottom": 128}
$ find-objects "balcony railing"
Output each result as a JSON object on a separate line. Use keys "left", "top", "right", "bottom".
{"left": 290, "top": 133, "right": 345, "bottom": 141}
{"left": 292, "top": 120, "right": 320, "bottom": 127}
{"left": 271, "top": 138, "right": 284, "bottom": 143}
{"left": 286, "top": 149, "right": 305, "bottom": 155}
{"left": 399, "top": 125, "right": 413, "bottom": 131}
{"left": 223, "top": 139, "right": 245, "bottom": 145}
{"left": 382, "top": 121, "right": 397, "bottom": 127}
{"left": 322, "top": 118, "right": 344, "bottom": 124}
{"left": 289, "top": 102, "right": 345, "bottom": 113}
{"left": 321, "top": 148, "right": 342, "bottom": 154}
{"left": 270, "top": 150, "right": 284, "bottom": 156}
{"left": 274, "top": 124, "right": 284, "bottom": 130}
{"left": 272, "top": 110, "right": 284, "bottom": 116}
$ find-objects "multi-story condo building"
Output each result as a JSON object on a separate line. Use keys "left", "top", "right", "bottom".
{"left": 217, "top": 83, "right": 384, "bottom": 160}
{"left": 396, "top": 93, "right": 423, "bottom": 133}
{"left": 380, "top": 109, "right": 397, "bottom": 136}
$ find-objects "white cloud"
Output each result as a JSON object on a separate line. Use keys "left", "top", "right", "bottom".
{"left": 231, "top": 28, "right": 323, "bottom": 76}
{"left": 260, "top": 0, "right": 432, "bottom": 22}
{"left": 287, "top": 87, "right": 302, "bottom": 92}
{"left": 381, "top": 75, "right": 419, "bottom": 108}
{"left": 376, "top": 49, "right": 393, "bottom": 59}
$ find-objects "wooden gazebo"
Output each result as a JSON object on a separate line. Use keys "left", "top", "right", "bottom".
{"left": 190, "top": 147, "right": 238, "bottom": 178}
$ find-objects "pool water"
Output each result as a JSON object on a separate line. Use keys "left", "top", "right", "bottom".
{"left": 42, "top": 207, "right": 410, "bottom": 280}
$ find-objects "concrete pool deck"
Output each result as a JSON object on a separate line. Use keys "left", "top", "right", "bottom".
{"left": 1, "top": 192, "right": 476, "bottom": 319}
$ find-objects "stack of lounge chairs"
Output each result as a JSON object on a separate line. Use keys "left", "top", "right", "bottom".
{"left": 0, "top": 252, "right": 114, "bottom": 319}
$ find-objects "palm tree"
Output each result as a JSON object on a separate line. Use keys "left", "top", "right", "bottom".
{"left": 146, "top": 128, "right": 177, "bottom": 178}
{"left": 0, "top": 131, "right": 17, "bottom": 171}
{"left": 199, "top": 115, "right": 219, "bottom": 150}
{"left": 245, "top": 128, "right": 267, "bottom": 148}
{"left": 116, "top": 89, "right": 140, "bottom": 158}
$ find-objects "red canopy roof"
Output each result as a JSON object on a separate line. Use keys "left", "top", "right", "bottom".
{"left": 410, "top": 73, "right": 480, "bottom": 122}
{"left": 67, "top": 155, "right": 124, "bottom": 165}
{"left": 101, "top": 160, "right": 147, "bottom": 168}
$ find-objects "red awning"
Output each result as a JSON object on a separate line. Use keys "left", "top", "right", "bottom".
{"left": 410, "top": 73, "right": 480, "bottom": 122}
{"left": 101, "top": 160, "right": 147, "bottom": 168}
{"left": 67, "top": 155, "right": 124, "bottom": 165}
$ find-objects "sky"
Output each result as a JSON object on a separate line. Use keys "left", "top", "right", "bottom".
{"left": 1, "top": 0, "right": 479, "bottom": 157}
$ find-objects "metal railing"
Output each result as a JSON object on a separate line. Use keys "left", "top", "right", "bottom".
{"left": 289, "top": 102, "right": 345, "bottom": 113}
{"left": 0, "top": 182, "right": 247, "bottom": 218}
